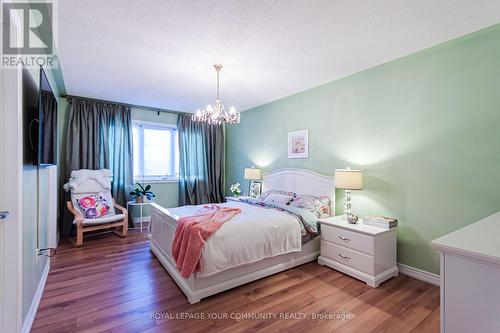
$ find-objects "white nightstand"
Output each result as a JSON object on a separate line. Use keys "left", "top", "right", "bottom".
{"left": 318, "top": 215, "right": 398, "bottom": 287}
{"left": 225, "top": 196, "right": 251, "bottom": 202}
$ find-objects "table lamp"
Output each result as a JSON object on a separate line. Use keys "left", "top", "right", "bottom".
{"left": 244, "top": 167, "right": 262, "bottom": 197}
{"left": 335, "top": 167, "right": 363, "bottom": 223}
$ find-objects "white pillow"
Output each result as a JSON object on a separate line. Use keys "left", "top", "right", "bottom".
{"left": 259, "top": 190, "right": 295, "bottom": 200}
{"left": 262, "top": 193, "right": 293, "bottom": 205}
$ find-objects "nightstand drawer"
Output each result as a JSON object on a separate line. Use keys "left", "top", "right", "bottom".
{"left": 321, "top": 224, "right": 374, "bottom": 255}
{"left": 321, "top": 241, "right": 374, "bottom": 275}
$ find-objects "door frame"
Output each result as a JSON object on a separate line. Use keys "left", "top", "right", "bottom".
{"left": 0, "top": 7, "right": 24, "bottom": 332}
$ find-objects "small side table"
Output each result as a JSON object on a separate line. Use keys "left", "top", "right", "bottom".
{"left": 126, "top": 201, "right": 153, "bottom": 234}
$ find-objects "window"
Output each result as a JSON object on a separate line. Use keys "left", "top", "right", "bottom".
{"left": 132, "top": 120, "right": 179, "bottom": 182}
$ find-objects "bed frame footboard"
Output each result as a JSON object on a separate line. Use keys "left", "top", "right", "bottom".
{"left": 149, "top": 203, "right": 320, "bottom": 304}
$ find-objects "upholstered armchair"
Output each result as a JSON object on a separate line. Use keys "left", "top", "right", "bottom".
{"left": 64, "top": 169, "right": 128, "bottom": 247}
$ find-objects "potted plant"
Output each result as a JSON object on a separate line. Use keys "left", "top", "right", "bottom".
{"left": 230, "top": 183, "right": 241, "bottom": 197}
{"left": 129, "top": 183, "right": 155, "bottom": 203}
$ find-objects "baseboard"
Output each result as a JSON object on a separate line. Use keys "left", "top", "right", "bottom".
{"left": 397, "top": 263, "right": 440, "bottom": 287}
{"left": 21, "top": 259, "right": 50, "bottom": 333}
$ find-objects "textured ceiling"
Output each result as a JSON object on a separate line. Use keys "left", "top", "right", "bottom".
{"left": 58, "top": 0, "right": 500, "bottom": 112}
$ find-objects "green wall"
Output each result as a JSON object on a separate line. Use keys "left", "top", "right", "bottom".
{"left": 226, "top": 25, "right": 500, "bottom": 274}
{"left": 21, "top": 0, "right": 66, "bottom": 321}
{"left": 23, "top": 67, "right": 62, "bottom": 320}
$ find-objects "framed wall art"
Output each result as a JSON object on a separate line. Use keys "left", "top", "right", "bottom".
{"left": 288, "top": 130, "right": 308, "bottom": 159}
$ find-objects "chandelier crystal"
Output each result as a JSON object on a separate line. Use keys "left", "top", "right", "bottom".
{"left": 192, "top": 64, "right": 240, "bottom": 125}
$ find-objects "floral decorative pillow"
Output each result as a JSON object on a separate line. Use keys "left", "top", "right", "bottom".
{"left": 77, "top": 194, "right": 111, "bottom": 219}
{"left": 290, "top": 194, "right": 330, "bottom": 218}
{"left": 262, "top": 193, "right": 294, "bottom": 205}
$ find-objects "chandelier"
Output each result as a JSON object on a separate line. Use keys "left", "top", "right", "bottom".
{"left": 192, "top": 64, "right": 240, "bottom": 125}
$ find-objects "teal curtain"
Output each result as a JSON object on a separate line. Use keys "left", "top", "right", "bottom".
{"left": 61, "top": 97, "right": 133, "bottom": 236}
{"left": 178, "top": 115, "right": 225, "bottom": 205}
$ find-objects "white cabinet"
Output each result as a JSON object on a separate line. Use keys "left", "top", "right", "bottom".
{"left": 318, "top": 216, "right": 398, "bottom": 287}
{"left": 431, "top": 211, "right": 500, "bottom": 333}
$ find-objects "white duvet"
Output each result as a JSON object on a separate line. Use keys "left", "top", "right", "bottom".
{"left": 168, "top": 201, "right": 302, "bottom": 277}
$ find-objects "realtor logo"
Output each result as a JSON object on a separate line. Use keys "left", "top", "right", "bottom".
{"left": 1, "top": 1, "right": 57, "bottom": 68}
{"left": 2, "top": 2, "right": 53, "bottom": 54}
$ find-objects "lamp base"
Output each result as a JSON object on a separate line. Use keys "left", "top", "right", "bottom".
{"left": 344, "top": 189, "right": 352, "bottom": 220}
{"left": 343, "top": 190, "right": 359, "bottom": 224}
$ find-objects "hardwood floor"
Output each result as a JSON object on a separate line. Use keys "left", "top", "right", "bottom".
{"left": 32, "top": 231, "right": 439, "bottom": 333}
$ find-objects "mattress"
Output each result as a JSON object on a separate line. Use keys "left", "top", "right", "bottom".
{"left": 168, "top": 201, "right": 303, "bottom": 277}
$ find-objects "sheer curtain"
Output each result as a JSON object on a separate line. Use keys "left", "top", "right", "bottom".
{"left": 61, "top": 97, "right": 133, "bottom": 236}
{"left": 177, "top": 115, "right": 225, "bottom": 205}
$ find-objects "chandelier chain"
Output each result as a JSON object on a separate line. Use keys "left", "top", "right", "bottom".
{"left": 216, "top": 66, "right": 220, "bottom": 100}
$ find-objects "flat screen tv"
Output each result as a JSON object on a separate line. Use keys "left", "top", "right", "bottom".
{"left": 39, "top": 67, "right": 58, "bottom": 166}
{"left": 22, "top": 66, "right": 58, "bottom": 166}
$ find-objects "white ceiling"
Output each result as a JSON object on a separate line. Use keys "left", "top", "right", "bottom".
{"left": 58, "top": 0, "right": 500, "bottom": 112}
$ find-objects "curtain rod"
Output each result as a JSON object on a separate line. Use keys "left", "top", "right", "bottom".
{"left": 62, "top": 94, "right": 192, "bottom": 116}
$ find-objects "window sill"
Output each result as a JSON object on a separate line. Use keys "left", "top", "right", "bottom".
{"left": 134, "top": 179, "right": 179, "bottom": 184}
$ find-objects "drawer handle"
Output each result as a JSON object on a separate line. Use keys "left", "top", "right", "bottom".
{"left": 338, "top": 253, "right": 351, "bottom": 260}
{"left": 338, "top": 236, "right": 351, "bottom": 241}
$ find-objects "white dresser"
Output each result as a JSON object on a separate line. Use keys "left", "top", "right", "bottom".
{"left": 431, "top": 211, "right": 500, "bottom": 333}
{"left": 318, "top": 216, "right": 398, "bottom": 287}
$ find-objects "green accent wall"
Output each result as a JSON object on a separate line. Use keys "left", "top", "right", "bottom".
{"left": 226, "top": 24, "right": 500, "bottom": 274}
{"left": 20, "top": 0, "right": 66, "bottom": 320}
{"left": 19, "top": 0, "right": 68, "bottom": 321}
{"left": 23, "top": 67, "right": 61, "bottom": 321}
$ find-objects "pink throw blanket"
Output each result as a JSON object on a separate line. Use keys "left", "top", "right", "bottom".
{"left": 171, "top": 205, "right": 241, "bottom": 278}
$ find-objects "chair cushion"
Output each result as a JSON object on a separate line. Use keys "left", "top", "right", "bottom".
{"left": 72, "top": 192, "right": 116, "bottom": 219}
{"left": 80, "top": 214, "right": 126, "bottom": 226}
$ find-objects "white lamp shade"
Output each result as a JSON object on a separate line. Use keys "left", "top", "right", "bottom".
{"left": 244, "top": 167, "right": 262, "bottom": 180}
{"left": 335, "top": 169, "right": 363, "bottom": 190}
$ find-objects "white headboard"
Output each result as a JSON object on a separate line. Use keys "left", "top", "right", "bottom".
{"left": 262, "top": 168, "right": 335, "bottom": 215}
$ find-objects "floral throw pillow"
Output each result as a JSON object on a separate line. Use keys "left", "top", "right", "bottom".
{"left": 290, "top": 194, "right": 330, "bottom": 218}
{"left": 262, "top": 193, "right": 294, "bottom": 205}
{"left": 77, "top": 194, "right": 111, "bottom": 219}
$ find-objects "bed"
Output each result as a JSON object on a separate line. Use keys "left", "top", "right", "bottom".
{"left": 149, "top": 168, "right": 335, "bottom": 303}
